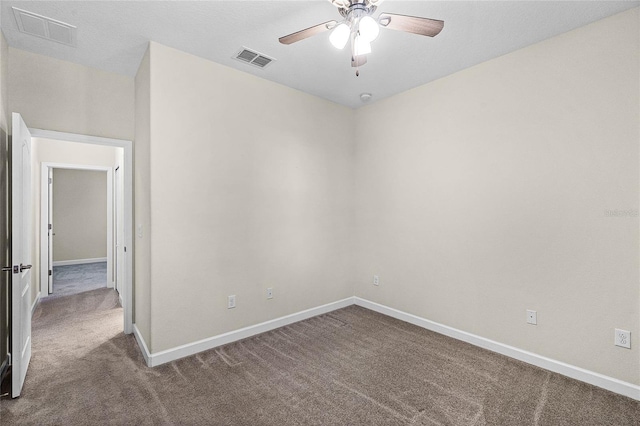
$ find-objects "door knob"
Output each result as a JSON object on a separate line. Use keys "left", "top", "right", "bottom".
{"left": 20, "top": 264, "right": 32, "bottom": 272}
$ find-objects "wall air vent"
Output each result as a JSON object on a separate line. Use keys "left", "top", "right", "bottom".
{"left": 12, "top": 7, "right": 77, "bottom": 47}
{"left": 233, "top": 47, "right": 275, "bottom": 69}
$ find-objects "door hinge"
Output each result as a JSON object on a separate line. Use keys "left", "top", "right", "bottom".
{"left": 49, "top": 178, "right": 52, "bottom": 184}
{"left": 49, "top": 270, "right": 52, "bottom": 276}
{"left": 48, "top": 224, "right": 52, "bottom": 230}
{"left": 124, "top": 246, "right": 127, "bottom": 253}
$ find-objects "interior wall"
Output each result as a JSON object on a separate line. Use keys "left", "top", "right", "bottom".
{"left": 52, "top": 169, "right": 107, "bottom": 262}
{"left": 144, "top": 42, "right": 355, "bottom": 353}
{"left": 31, "top": 138, "right": 120, "bottom": 300}
{"left": 0, "top": 31, "right": 9, "bottom": 373}
{"left": 353, "top": 8, "right": 639, "bottom": 385}
{"left": 8, "top": 47, "right": 134, "bottom": 141}
{"left": 134, "top": 47, "right": 151, "bottom": 346}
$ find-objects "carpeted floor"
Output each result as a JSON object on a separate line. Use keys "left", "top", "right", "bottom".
{"left": 1, "top": 288, "right": 638, "bottom": 425}
{"left": 50, "top": 262, "right": 107, "bottom": 298}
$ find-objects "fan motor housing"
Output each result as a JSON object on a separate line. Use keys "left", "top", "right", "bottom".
{"left": 338, "top": 1, "right": 377, "bottom": 19}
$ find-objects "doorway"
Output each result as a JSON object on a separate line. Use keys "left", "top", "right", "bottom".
{"left": 41, "top": 166, "right": 113, "bottom": 298}
{"left": 30, "top": 129, "right": 133, "bottom": 334}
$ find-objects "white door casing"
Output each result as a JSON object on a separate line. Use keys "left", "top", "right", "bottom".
{"left": 40, "top": 163, "right": 113, "bottom": 295}
{"left": 11, "top": 113, "right": 33, "bottom": 398}
{"left": 47, "top": 168, "right": 53, "bottom": 294}
{"left": 115, "top": 166, "right": 125, "bottom": 297}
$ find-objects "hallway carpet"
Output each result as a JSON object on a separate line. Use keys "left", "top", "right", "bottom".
{"left": 1, "top": 288, "right": 638, "bottom": 425}
{"left": 50, "top": 262, "right": 108, "bottom": 298}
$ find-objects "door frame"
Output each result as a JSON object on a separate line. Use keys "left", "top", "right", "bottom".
{"left": 30, "top": 129, "right": 133, "bottom": 334}
{"left": 114, "top": 165, "right": 124, "bottom": 301}
{"left": 40, "top": 163, "right": 114, "bottom": 294}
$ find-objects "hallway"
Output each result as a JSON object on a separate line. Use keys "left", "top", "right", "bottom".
{"left": 0, "top": 288, "right": 139, "bottom": 424}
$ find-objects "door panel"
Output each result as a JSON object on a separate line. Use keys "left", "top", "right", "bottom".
{"left": 11, "top": 112, "right": 32, "bottom": 398}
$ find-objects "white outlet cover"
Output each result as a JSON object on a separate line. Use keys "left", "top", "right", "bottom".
{"left": 373, "top": 275, "right": 379, "bottom": 286}
{"left": 228, "top": 295, "right": 236, "bottom": 309}
{"left": 615, "top": 329, "right": 631, "bottom": 349}
{"left": 526, "top": 310, "right": 537, "bottom": 325}
{"left": 267, "top": 288, "right": 273, "bottom": 299}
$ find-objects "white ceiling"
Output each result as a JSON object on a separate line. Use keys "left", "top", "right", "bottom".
{"left": 1, "top": 1, "right": 638, "bottom": 109}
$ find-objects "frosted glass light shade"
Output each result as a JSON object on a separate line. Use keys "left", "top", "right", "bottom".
{"left": 354, "top": 35, "right": 371, "bottom": 56}
{"left": 359, "top": 16, "right": 379, "bottom": 42}
{"left": 330, "top": 24, "right": 350, "bottom": 49}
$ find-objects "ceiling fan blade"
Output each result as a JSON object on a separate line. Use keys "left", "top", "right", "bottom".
{"left": 378, "top": 13, "right": 444, "bottom": 37}
{"left": 351, "top": 55, "right": 367, "bottom": 67}
{"left": 279, "top": 20, "right": 338, "bottom": 45}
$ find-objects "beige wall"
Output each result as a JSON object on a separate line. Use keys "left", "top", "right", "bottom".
{"left": 8, "top": 48, "right": 134, "bottom": 141}
{"left": 143, "top": 42, "right": 355, "bottom": 353}
{"left": 353, "top": 9, "right": 639, "bottom": 385}
{"left": 52, "top": 169, "right": 107, "bottom": 262}
{"left": 31, "top": 138, "right": 120, "bottom": 299}
{"left": 0, "top": 32, "right": 9, "bottom": 371}
{"left": 134, "top": 48, "right": 151, "bottom": 346}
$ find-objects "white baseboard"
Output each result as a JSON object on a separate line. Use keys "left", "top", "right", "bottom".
{"left": 141, "top": 297, "right": 355, "bottom": 367}
{"left": 130, "top": 295, "right": 639, "bottom": 401}
{"left": 53, "top": 257, "right": 107, "bottom": 267}
{"left": 133, "top": 324, "right": 152, "bottom": 367}
{"left": 31, "top": 291, "right": 41, "bottom": 317}
{"left": 354, "top": 297, "right": 640, "bottom": 401}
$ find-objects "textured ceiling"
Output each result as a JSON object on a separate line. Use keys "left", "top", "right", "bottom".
{"left": 1, "top": 1, "right": 638, "bottom": 108}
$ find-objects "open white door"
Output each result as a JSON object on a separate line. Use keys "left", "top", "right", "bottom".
{"left": 11, "top": 112, "right": 33, "bottom": 398}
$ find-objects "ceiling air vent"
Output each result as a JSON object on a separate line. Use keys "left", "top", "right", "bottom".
{"left": 13, "top": 7, "right": 77, "bottom": 47}
{"left": 233, "top": 47, "right": 275, "bottom": 69}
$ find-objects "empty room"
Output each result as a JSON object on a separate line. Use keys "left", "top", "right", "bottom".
{"left": 0, "top": 1, "right": 638, "bottom": 424}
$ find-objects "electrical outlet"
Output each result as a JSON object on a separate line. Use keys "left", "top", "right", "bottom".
{"left": 373, "top": 275, "right": 379, "bottom": 286}
{"left": 615, "top": 329, "right": 631, "bottom": 349}
{"left": 227, "top": 295, "right": 236, "bottom": 309}
{"left": 526, "top": 310, "right": 537, "bottom": 325}
{"left": 266, "top": 287, "right": 273, "bottom": 299}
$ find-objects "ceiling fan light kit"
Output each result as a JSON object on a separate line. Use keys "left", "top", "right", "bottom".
{"left": 279, "top": 0, "right": 444, "bottom": 78}
{"left": 329, "top": 23, "right": 350, "bottom": 49}
{"left": 354, "top": 36, "right": 371, "bottom": 56}
{"left": 358, "top": 16, "right": 379, "bottom": 42}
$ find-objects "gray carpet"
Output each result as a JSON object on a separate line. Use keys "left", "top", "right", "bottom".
{"left": 50, "top": 262, "right": 107, "bottom": 298}
{"left": 1, "top": 288, "right": 638, "bottom": 425}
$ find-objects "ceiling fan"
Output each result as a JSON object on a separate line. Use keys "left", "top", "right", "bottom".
{"left": 279, "top": 0, "right": 444, "bottom": 76}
